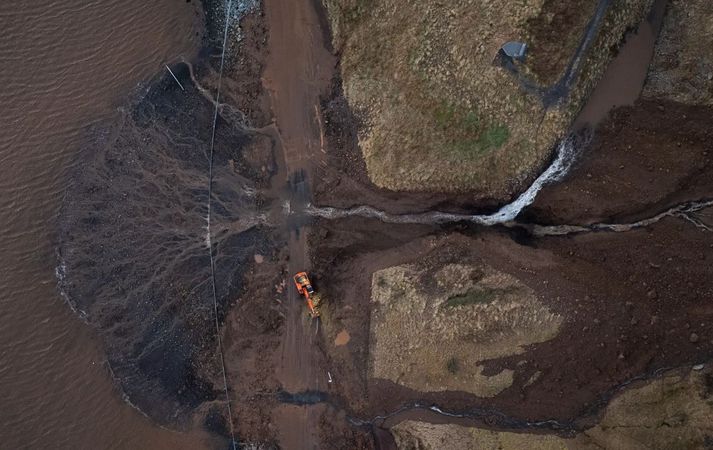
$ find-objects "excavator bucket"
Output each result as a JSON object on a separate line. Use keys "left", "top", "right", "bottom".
{"left": 306, "top": 296, "right": 320, "bottom": 318}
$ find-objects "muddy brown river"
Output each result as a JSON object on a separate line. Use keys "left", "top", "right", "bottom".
{"left": 0, "top": 1, "right": 221, "bottom": 448}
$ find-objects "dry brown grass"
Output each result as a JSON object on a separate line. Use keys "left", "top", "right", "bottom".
{"left": 323, "top": 0, "right": 653, "bottom": 195}
{"left": 369, "top": 263, "right": 562, "bottom": 397}
{"left": 643, "top": 0, "right": 713, "bottom": 105}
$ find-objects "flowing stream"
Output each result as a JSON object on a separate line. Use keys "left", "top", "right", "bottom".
{"left": 307, "top": 138, "right": 579, "bottom": 226}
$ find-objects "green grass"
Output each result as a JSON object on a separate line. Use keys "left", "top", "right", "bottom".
{"left": 434, "top": 101, "right": 457, "bottom": 128}
{"left": 446, "top": 357, "right": 459, "bottom": 374}
{"left": 443, "top": 289, "right": 498, "bottom": 308}
{"left": 341, "top": 0, "right": 374, "bottom": 27}
{"left": 443, "top": 286, "right": 519, "bottom": 308}
{"left": 433, "top": 101, "right": 510, "bottom": 158}
{"left": 462, "top": 111, "right": 481, "bottom": 133}
{"left": 479, "top": 124, "right": 510, "bottom": 149}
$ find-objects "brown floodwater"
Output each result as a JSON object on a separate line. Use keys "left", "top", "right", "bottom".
{"left": 574, "top": 0, "right": 668, "bottom": 128}
{"left": 0, "top": 1, "right": 221, "bottom": 448}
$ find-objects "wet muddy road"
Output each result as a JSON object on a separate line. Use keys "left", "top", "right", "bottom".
{"left": 261, "top": 0, "right": 335, "bottom": 447}
{"left": 0, "top": 1, "right": 224, "bottom": 448}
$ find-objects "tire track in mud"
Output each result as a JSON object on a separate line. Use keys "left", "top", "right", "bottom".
{"left": 259, "top": 0, "right": 336, "bottom": 447}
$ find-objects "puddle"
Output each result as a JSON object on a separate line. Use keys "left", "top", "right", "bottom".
{"left": 575, "top": 0, "right": 668, "bottom": 128}
{"left": 334, "top": 329, "right": 351, "bottom": 346}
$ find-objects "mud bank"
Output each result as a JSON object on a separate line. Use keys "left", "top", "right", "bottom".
{"left": 529, "top": 99, "right": 713, "bottom": 225}
{"left": 57, "top": 0, "right": 278, "bottom": 438}
{"left": 309, "top": 223, "right": 713, "bottom": 422}
{"left": 57, "top": 59, "right": 274, "bottom": 428}
{"left": 58, "top": 0, "right": 371, "bottom": 447}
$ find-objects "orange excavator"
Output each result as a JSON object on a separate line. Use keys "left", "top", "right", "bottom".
{"left": 293, "top": 271, "right": 321, "bottom": 318}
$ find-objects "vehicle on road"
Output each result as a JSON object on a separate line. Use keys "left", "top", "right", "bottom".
{"left": 293, "top": 271, "right": 321, "bottom": 318}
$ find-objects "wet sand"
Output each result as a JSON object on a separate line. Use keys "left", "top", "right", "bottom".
{"left": 0, "top": 0, "right": 221, "bottom": 448}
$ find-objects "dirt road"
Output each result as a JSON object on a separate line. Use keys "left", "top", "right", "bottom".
{"left": 261, "top": 0, "right": 335, "bottom": 447}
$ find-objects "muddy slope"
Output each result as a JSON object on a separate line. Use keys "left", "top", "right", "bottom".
{"left": 302, "top": 1, "right": 713, "bottom": 444}
{"left": 311, "top": 0, "right": 713, "bottom": 446}
{"left": 528, "top": 99, "right": 713, "bottom": 225}
{"left": 310, "top": 222, "right": 713, "bottom": 424}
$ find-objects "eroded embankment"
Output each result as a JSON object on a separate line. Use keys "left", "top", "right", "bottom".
{"left": 388, "top": 364, "right": 713, "bottom": 449}
{"left": 320, "top": 0, "right": 653, "bottom": 195}
{"left": 307, "top": 136, "right": 580, "bottom": 226}
{"left": 308, "top": 205, "right": 713, "bottom": 439}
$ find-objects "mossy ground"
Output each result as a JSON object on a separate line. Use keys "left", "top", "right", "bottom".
{"left": 443, "top": 286, "right": 520, "bottom": 309}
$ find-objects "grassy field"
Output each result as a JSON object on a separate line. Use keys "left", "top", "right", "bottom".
{"left": 369, "top": 263, "right": 561, "bottom": 397}
{"left": 323, "top": 0, "right": 653, "bottom": 196}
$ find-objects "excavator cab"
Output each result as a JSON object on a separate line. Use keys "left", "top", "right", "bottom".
{"left": 293, "top": 272, "right": 314, "bottom": 295}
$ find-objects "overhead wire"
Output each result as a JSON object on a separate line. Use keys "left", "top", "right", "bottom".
{"left": 204, "top": 1, "right": 237, "bottom": 448}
